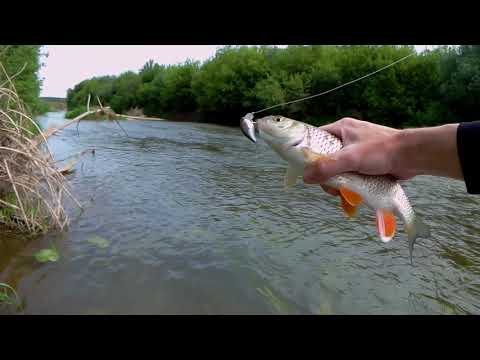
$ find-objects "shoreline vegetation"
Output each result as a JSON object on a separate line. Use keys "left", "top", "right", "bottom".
{"left": 41, "top": 97, "right": 67, "bottom": 112}
{"left": 66, "top": 45, "right": 480, "bottom": 128}
{"left": 0, "top": 46, "right": 84, "bottom": 239}
{"left": 0, "top": 69, "right": 74, "bottom": 235}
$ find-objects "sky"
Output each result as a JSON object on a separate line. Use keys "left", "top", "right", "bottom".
{"left": 38, "top": 45, "right": 433, "bottom": 98}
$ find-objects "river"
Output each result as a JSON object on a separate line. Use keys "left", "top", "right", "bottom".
{"left": 1, "top": 111, "right": 480, "bottom": 314}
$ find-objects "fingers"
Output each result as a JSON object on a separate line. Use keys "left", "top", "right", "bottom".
{"left": 319, "top": 117, "right": 356, "bottom": 138}
{"left": 318, "top": 121, "right": 343, "bottom": 138}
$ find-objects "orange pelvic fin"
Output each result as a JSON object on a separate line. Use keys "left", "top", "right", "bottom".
{"left": 340, "top": 195, "right": 358, "bottom": 218}
{"left": 301, "top": 148, "right": 334, "bottom": 164}
{"left": 376, "top": 210, "right": 396, "bottom": 242}
{"left": 339, "top": 187, "right": 363, "bottom": 206}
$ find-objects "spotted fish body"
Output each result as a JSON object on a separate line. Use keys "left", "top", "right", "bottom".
{"left": 256, "top": 115, "right": 430, "bottom": 263}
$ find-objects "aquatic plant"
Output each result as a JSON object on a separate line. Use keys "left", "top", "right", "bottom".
{"left": 87, "top": 235, "right": 110, "bottom": 248}
{"left": 34, "top": 243, "right": 60, "bottom": 263}
{"left": 0, "top": 282, "right": 20, "bottom": 307}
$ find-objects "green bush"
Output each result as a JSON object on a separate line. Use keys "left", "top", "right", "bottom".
{"left": 65, "top": 45, "right": 480, "bottom": 128}
{"left": 0, "top": 45, "right": 48, "bottom": 116}
{"left": 65, "top": 107, "right": 86, "bottom": 119}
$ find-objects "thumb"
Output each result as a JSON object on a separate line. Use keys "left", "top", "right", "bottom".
{"left": 304, "top": 149, "right": 357, "bottom": 184}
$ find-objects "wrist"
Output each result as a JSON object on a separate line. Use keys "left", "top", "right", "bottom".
{"left": 389, "top": 128, "right": 420, "bottom": 178}
{"left": 390, "top": 124, "right": 461, "bottom": 179}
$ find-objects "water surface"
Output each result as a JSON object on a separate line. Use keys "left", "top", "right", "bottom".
{"left": 1, "top": 111, "right": 480, "bottom": 315}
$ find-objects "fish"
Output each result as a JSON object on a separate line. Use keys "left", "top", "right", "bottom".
{"left": 247, "top": 115, "right": 430, "bottom": 264}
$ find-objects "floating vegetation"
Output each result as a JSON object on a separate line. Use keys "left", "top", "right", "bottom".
{"left": 87, "top": 235, "right": 110, "bottom": 248}
{"left": 34, "top": 246, "right": 59, "bottom": 263}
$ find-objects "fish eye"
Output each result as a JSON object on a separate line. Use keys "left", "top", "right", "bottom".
{"left": 276, "top": 117, "right": 282, "bottom": 122}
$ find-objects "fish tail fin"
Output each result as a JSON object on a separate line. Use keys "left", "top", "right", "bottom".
{"left": 405, "top": 216, "right": 430, "bottom": 265}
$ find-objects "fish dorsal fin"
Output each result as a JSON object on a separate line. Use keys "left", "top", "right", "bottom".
{"left": 340, "top": 195, "right": 358, "bottom": 218}
{"left": 376, "top": 210, "right": 396, "bottom": 242}
{"left": 285, "top": 165, "right": 301, "bottom": 188}
{"left": 339, "top": 187, "right": 363, "bottom": 206}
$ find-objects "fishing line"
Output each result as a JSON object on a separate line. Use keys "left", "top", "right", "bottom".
{"left": 250, "top": 52, "right": 415, "bottom": 116}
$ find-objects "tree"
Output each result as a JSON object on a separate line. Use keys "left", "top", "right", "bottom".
{"left": 191, "top": 46, "right": 270, "bottom": 117}
{"left": 158, "top": 60, "right": 199, "bottom": 113}
{"left": 64, "top": 44, "right": 472, "bottom": 128}
{"left": 0, "top": 45, "right": 47, "bottom": 115}
{"left": 109, "top": 72, "right": 141, "bottom": 114}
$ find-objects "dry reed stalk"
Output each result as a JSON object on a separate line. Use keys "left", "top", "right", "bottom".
{"left": 0, "top": 61, "right": 80, "bottom": 234}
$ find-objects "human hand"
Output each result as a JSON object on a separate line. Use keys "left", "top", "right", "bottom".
{"left": 303, "top": 117, "right": 409, "bottom": 196}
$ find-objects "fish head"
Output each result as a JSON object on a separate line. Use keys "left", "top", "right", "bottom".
{"left": 257, "top": 115, "right": 306, "bottom": 148}
{"left": 256, "top": 115, "right": 307, "bottom": 165}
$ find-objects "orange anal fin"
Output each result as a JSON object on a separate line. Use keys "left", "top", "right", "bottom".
{"left": 340, "top": 195, "right": 358, "bottom": 218}
{"left": 339, "top": 187, "right": 363, "bottom": 206}
{"left": 376, "top": 210, "right": 396, "bottom": 242}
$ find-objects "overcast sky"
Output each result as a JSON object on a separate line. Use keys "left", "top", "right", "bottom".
{"left": 39, "top": 45, "right": 433, "bottom": 98}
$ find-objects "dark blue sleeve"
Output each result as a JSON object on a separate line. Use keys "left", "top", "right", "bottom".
{"left": 457, "top": 121, "right": 480, "bottom": 194}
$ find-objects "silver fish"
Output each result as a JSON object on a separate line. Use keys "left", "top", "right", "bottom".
{"left": 254, "top": 115, "right": 430, "bottom": 264}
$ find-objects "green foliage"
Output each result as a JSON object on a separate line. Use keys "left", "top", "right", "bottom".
{"left": 65, "top": 45, "right": 477, "bottom": 128}
{"left": 191, "top": 46, "right": 270, "bottom": 117}
{"left": 87, "top": 235, "right": 110, "bottom": 248}
{"left": 0, "top": 283, "right": 20, "bottom": 308}
{"left": 0, "top": 193, "right": 17, "bottom": 221}
{"left": 36, "top": 100, "right": 50, "bottom": 114}
{"left": 65, "top": 106, "right": 87, "bottom": 119}
{"left": 41, "top": 97, "right": 67, "bottom": 111}
{"left": 109, "top": 72, "right": 141, "bottom": 113}
{"left": 438, "top": 45, "right": 480, "bottom": 122}
{"left": 66, "top": 75, "right": 115, "bottom": 111}
{"left": 0, "top": 45, "right": 47, "bottom": 116}
{"left": 254, "top": 76, "right": 285, "bottom": 108}
{"left": 159, "top": 60, "right": 199, "bottom": 113}
{"left": 34, "top": 243, "right": 59, "bottom": 263}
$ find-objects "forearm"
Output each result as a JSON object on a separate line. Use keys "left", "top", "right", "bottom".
{"left": 392, "top": 124, "right": 464, "bottom": 180}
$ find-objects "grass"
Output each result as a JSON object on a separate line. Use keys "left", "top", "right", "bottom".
{"left": 0, "top": 60, "right": 79, "bottom": 235}
{"left": 0, "top": 282, "right": 20, "bottom": 308}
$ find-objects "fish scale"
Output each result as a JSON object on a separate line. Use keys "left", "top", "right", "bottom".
{"left": 303, "top": 125, "right": 342, "bottom": 154}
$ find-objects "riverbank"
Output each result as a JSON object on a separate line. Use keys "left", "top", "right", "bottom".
{"left": 41, "top": 97, "right": 67, "bottom": 112}
{"left": 0, "top": 88, "right": 72, "bottom": 234}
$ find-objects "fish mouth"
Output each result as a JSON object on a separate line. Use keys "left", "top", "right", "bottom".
{"left": 290, "top": 137, "right": 303, "bottom": 147}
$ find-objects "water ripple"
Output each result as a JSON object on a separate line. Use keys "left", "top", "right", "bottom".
{"left": 1, "top": 115, "right": 479, "bottom": 314}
